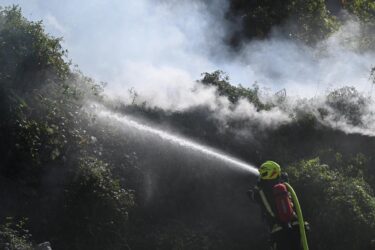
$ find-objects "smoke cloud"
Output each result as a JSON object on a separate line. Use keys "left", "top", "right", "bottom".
{"left": 3, "top": 0, "right": 375, "bottom": 135}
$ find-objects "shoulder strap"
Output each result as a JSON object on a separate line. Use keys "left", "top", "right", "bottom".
{"left": 258, "top": 187, "right": 275, "bottom": 218}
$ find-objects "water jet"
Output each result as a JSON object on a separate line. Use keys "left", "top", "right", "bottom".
{"left": 97, "top": 108, "right": 259, "bottom": 176}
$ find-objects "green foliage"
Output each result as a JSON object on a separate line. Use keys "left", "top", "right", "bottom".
{"left": 227, "top": 0, "right": 338, "bottom": 44}
{"left": 287, "top": 158, "right": 375, "bottom": 250}
{"left": 200, "top": 70, "right": 268, "bottom": 110}
{"left": 58, "top": 156, "right": 135, "bottom": 250}
{"left": 345, "top": 0, "right": 375, "bottom": 23}
{"left": 286, "top": 0, "right": 339, "bottom": 43}
{"left": 0, "top": 6, "right": 135, "bottom": 250}
{"left": 0, "top": 218, "right": 33, "bottom": 250}
{"left": 326, "top": 86, "right": 369, "bottom": 126}
{"left": 0, "top": 6, "right": 69, "bottom": 91}
{"left": 342, "top": 0, "right": 375, "bottom": 50}
{"left": 227, "top": 0, "right": 375, "bottom": 47}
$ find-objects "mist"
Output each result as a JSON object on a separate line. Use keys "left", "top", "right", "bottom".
{"left": 3, "top": 0, "right": 373, "bottom": 96}
{"left": 2, "top": 0, "right": 374, "bottom": 136}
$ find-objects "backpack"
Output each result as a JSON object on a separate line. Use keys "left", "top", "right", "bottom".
{"left": 273, "top": 183, "right": 294, "bottom": 223}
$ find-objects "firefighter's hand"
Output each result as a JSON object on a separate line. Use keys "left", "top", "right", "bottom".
{"left": 247, "top": 189, "right": 255, "bottom": 202}
{"left": 304, "top": 221, "right": 311, "bottom": 232}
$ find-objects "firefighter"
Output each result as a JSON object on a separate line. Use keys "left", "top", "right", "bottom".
{"left": 248, "top": 161, "right": 309, "bottom": 250}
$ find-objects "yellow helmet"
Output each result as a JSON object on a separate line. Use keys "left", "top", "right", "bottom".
{"left": 259, "top": 161, "right": 281, "bottom": 180}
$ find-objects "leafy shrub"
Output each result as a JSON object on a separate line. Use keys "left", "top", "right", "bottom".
{"left": 287, "top": 158, "right": 375, "bottom": 250}
{"left": 57, "top": 157, "right": 135, "bottom": 250}
{"left": 0, "top": 6, "right": 69, "bottom": 92}
{"left": 326, "top": 86, "right": 369, "bottom": 126}
{"left": 200, "top": 70, "right": 268, "bottom": 110}
{"left": 226, "top": 0, "right": 338, "bottom": 44}
{"left": 0, "top": 6, "right": 136, "bottom": 249}
{"left": 0, "top": 218, "right": 33, "bottom": 250}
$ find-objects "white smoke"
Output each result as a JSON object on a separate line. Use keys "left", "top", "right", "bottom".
{"left": 278, "top": 89, "right": 375, "bottom": 137}
{"left": 103, "top": 1, "right": 374, "bottom": 136}
{"left": 233, "top": 20, "right": 374, "bottom": 97}
{"left": 6, "top": 0, "right": 375, "bottom": 135}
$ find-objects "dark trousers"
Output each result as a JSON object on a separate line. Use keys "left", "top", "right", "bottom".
{"left": 270, "top": 224, "right": 301, "bottom": 250}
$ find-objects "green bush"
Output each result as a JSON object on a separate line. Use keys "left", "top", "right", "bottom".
{"left": 0, "top": 6, "right": 136, "bottom": 249}
{"left": 227, "top": 0, "right": 338, "bottom": 44}
{"left": 0, "top": 218, "right": 33, "bottom": 250}
{"left": 200, "top": 70, "right": 268, "bottom": 110}
{"left": 58, "top": 157, "right": 135, "bottom": 250}
{"left": 325, "top": 86, "right": 369, "bottom": 126}
{"left": 0, "top": 6, "right": 69, "bottom": 92}
{"left": 287, "top": 158, "right": 375, "bottom": 250}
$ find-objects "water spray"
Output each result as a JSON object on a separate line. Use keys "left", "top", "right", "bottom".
{"left": 97, "top": 108, "right": 259, "bottom": 175}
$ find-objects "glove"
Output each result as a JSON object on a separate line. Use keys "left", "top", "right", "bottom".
{"left": 304, "top": 221, "right": 311, "bottom": 232}
{"left": 247, "top": 189, "right": 255, "bottom": 202}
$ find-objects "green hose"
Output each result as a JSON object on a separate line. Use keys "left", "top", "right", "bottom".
{"left": 284, "top": 182, "right": 309, "bottom": 250}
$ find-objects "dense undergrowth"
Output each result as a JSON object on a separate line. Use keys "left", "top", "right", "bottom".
{"left": 0, "top": 3, "right": 375, "bottom": 250}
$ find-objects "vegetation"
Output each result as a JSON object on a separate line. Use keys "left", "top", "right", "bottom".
{"left": 226, "top": 0, "right": 338, "bottom": 45}
{"left": 0, "top": 218, "right": 33, "bottom": 250}
{"left": 344, "top": 0, "right": 375, "bottom": 49}
{"left": 200, "top": 70, "right": 268, "bottom": 110}
{"left": 287, "top": 158, "right": 375, "bottom": 250}
{"left": 0, "top": 6, "right": 134, "bottom": 249}
{"left": 226, "top": 0, "right": 375, "bottom": 48}
{"left": 0, "top": 3, "right": 374, "bottom": 250}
